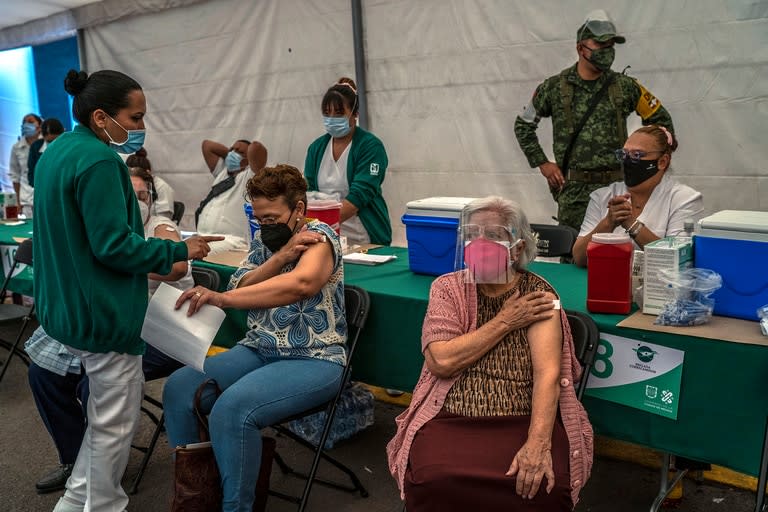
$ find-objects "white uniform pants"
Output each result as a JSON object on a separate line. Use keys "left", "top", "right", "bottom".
{"left": 53, "top": 349, "right": 144, "bottom": 512}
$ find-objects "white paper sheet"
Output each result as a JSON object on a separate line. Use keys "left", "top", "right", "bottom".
{"left": 342, "top": 253, "right": 397, "bottom": 266}
{"left": 141, "top": 283, "right": 226, "bottom": 372}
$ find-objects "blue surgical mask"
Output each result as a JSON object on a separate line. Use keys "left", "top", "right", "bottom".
{"left": 104, "top": 115, "right": 146, "bottom": 154}
{"left": 323, "top": 116, "right": 351, "bottom": 138}
{"left": 225, "top": 150, "right": 243, "bottom": 172}
{"left": 21, "top": 122, "right": 38, "bottom": 138}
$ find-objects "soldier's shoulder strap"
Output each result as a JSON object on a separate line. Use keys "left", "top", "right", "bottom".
{"left": 607, "top": 70, "right": 627, "bottom": 143}
{"left": 560, "top": 73, "right": 617, "bottom": 174}
{"left": 559, "top": 68, "right": 575, "bottom": 133}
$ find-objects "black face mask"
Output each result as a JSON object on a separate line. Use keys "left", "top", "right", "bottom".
{"left": 622, "top": 158, "right": 660, "bottom": 187}
{"left": 260, "top": 211, "right": 298, "bottom": 253}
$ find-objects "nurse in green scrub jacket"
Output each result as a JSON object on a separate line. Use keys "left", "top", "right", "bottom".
{"left": 303, "top": 77, "right": 392, "bottom": 246}
{"left": 33, "top": 68, "right": 221, "bottom": 512}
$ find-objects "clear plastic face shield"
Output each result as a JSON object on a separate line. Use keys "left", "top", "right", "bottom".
{"left": 454, "top": 207, "right": 522, "bottom": 285}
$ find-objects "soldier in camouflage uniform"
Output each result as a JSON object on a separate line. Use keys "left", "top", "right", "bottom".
{"left": 514, "top": 10, "right": 674, "bottom": 231}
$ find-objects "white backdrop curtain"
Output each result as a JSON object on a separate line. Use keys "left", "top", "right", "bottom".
{"left": 82, "top": 0, "right": 768, "bottom": 242}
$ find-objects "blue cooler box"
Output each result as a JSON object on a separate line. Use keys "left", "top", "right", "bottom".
{"left": 695, "top": 210, "right": 768, "bottom": 321}
{"left": 401, "top": 197, "right": 477, "bottom": 276}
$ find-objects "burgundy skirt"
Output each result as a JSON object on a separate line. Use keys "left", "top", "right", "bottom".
{"left": 404, "top": 411, "right": 572, "bottom": 512}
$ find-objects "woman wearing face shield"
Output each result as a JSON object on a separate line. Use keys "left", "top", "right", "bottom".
{"left": 304, "top": 77, "right": 392, "bottom": 245}
{"left": 387, "top": 197, "right": 593, "bottom": 511}
{"left": 129, "top": 167, "right": 194, "bottom": 293}
{"left": 164, "top": 164, "right": 347, "bottom": 512}
{"left": 572, "top": 125, "right": 704, "bottom": 267}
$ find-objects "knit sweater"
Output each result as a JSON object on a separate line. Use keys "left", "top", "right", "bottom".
{"left": 386, "top": 270, "right": 594, "bottom": 507}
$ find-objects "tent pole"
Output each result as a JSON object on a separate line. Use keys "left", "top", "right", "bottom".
{"left": 76, "top": 28, "right": 87, "bottom": 71}
{"left": 351, "top": 0, "right": 368, "bottom": 130}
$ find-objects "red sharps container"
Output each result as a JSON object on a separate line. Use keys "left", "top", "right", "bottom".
{"left": 587, "top": 233, "right": 633, "bottom": 314}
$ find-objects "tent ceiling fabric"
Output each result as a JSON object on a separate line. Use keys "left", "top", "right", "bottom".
{"left": 0, "top": 0, "right": 204, "bottom": 51}
{"left": 1, "top": 1, "right": 100, "bottom": 32}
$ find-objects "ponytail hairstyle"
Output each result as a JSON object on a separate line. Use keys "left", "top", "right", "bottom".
{"left": 125, "top": 147, "right": 152, "bottom": 172}
{"left": 64, "top": 69, "right": 142, "bottom": 130}
{"left": 634, "top": 125, "right": 678, "bottom": 155}
{"left": 321, "top": 77, "right": 358, "bottom": 116}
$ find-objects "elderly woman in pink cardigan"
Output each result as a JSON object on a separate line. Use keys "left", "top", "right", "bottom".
{"left": 387, "top": 196, "right": 593, "bottom": 511}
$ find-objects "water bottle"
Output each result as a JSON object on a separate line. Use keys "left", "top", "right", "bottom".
{"left": 243, "top": 203, "right": 259, "bottom": 242}
{"left": 286, "top": 382, "right": 374, "bottom": 449}
{"left": 674, "top": 218, "right": 695, "bottom": 260}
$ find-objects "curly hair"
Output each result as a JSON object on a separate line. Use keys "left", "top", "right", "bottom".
{"left": 245, "top": 164, "right": 307, "bottom": 209}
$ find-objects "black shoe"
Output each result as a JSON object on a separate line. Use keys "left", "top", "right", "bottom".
{"left": 35, "top": 464, "right": 73, "bottom": 494}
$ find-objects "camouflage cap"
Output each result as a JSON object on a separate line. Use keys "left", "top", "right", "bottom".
{"left": 577, "top": 9, "right": 626, "bottom": 44}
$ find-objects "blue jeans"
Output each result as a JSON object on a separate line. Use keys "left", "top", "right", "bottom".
{"left": 163, "top": 344, "right": 344, "bottom": 512}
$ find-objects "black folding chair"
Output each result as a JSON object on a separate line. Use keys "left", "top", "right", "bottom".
{"left": 565, "top": 310, "right": 600, "bottom": 400}
{"left": 530, "top": 223, "right": 579, "bottom": 259}
{"left": 269, "top": 285, "right": 371, "bottom": 511}
{"left": 0, "top": 239, "right": 34, "bottom": 383}
{"left": 129, "top": 266, "right": 221, "bottom": 494}
{"left": 171, "top": 201, "right": 185, "bottom": 225}
{"left": 190, "top": 266, "right": 220, "bottom": 291}
{"left": 755, "top": 416, "right": 768, "bottom": 512}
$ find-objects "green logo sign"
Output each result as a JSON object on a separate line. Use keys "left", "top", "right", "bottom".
{"left": 633, "top": 345, "right": 658, "bottom": 363}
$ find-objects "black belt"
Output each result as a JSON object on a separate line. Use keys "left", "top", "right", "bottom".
{"left": 567, "top": 168, "right": 623, "bottom": 184}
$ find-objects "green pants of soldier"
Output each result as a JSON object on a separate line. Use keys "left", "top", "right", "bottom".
{"left": 552, "top": 180, "right": 605, "bottom": 232}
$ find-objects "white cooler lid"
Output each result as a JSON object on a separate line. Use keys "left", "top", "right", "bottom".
{"left": 404, "top": 197, "right": 478, "bottom": 218}
{"left": 698, "top": 210, "right": 768, "bottom": 241}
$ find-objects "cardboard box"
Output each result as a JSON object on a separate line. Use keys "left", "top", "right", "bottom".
{"left": 401, "top": 197, "right": 477, "bottom": 276}
{"left": 695, "top": 210, "right": 768, "bottom": 320}
{"left": 642, "top": 237, "right": 693, "bottom": 315}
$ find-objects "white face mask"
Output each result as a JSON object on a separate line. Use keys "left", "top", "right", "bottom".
{"left": 139, "top": 200, "right": 150, "bottom": 225}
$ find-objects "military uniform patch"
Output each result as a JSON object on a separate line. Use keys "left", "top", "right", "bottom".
{"left": 635, "top": 81, "right": 662, "bottom": 120}
{"left": 520, "top": 100, "right": 538, "bottom": 123}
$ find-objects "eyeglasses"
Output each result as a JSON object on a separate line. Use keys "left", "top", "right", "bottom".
{"left": 461, "top": 224, "right": 515, "bottom": 242}
{"left": 256, "top": 207, "right": 295, "bottom": 225}
{"left": 615, "top": 149, "right": 664, "bottom": 163}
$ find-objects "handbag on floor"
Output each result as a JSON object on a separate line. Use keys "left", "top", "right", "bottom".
{"left": 171, "top": 379, "right": 275, "bottom": 512}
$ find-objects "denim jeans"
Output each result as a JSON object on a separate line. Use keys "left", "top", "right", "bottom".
{"left": 163, "top": 344, "right": 344, "bottom": 512}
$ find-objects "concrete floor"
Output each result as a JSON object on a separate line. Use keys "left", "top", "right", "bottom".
{"left": 0, "top": 319, "right": 758, "bottom": 511}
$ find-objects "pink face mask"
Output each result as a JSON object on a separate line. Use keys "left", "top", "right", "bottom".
{"left": 464, "top": 238, "right": 512, "bottom": 283}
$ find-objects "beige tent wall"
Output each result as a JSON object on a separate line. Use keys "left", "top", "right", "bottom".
{"left": 80, "top": 0, "right": 767, "bottom": 242}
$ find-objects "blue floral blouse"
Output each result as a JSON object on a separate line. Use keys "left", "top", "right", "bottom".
{"left": 228, "top": 220, "right": 347, "bottom": 366}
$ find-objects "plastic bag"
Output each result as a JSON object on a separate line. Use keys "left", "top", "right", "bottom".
{"left": 286, "top": 382, "right": 375, "bottom": 450}
{"left": 654, "top": 268, "right": 722, "bottom": 326}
